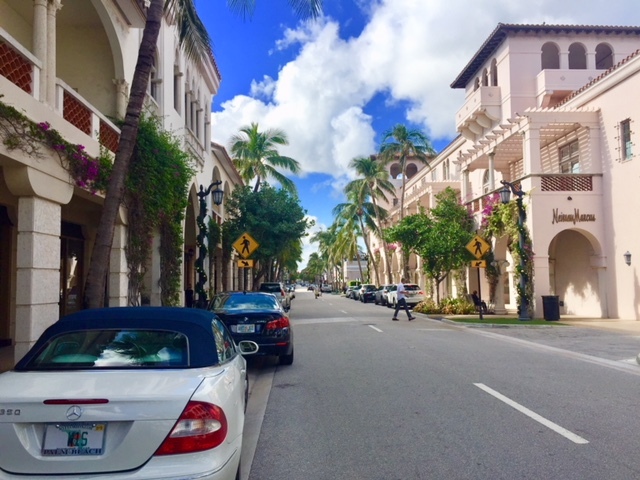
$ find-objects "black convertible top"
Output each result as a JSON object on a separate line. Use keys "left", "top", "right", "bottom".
{"left": 15, "top": 307, "right": 222, "bottom": 370}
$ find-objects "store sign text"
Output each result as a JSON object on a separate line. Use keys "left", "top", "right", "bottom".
{"left": 552, "top": 208, "right": 596, "bottom": 225}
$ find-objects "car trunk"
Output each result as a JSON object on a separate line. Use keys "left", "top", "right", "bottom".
{"left": 0, "top": 369, "right": 210, "bottom": 475}
{"left": 216, "top": 311, "right": 284, "bottom": 337}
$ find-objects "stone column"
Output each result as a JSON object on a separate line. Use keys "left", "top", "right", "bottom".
{"left": 522, "top": 127, "right": 541, "bottom": 175}
{"left": 46, "top": 0, "right": 63, "bottom": 106}
{"left": 113, "top": 79, "right": 129, "bottom": 120}
{"left": 532, "top": 254, "right": 551, "bottom": 320}
{"left": 492, "top": 259, "right": 508, "bottom": 315}
{"left": 33, "top": 0, "right": 48, "bottom": 102}
{"left": 109, "top": 223, "right": 128, "bottom": 306}
{"left": 488, "top": 151, "right": 496, "bottom": 191}
{"left": 14, "top": 197, "right": 62, "bottom": 362}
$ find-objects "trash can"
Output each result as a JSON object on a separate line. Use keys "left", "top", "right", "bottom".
{"left": 542, "top": 295, "right": 560, "bottom": 321}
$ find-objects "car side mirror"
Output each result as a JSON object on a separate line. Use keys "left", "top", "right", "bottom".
{"left": 237, "top": 340, "right": 259, "bottom": 355}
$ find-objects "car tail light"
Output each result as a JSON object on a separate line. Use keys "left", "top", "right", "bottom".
{"left": 155, "top": 401, "right": 228, "bottom": 455}
{"left": 266, "top": 316, "right": 290, "bottom": 332}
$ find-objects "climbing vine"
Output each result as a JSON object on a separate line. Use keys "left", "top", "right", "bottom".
{"left": 126, "top": 115, "right": 195, "bottom": 306}
{"left": 0, "top": 96, "right": 111, "bottom": 192}
{"left": 481, "top": 192, "right": 534, "bottom": 316}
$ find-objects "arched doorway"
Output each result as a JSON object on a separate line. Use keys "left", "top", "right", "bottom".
{"left": 548, "top": 229, "right": 604, "bottom": 317}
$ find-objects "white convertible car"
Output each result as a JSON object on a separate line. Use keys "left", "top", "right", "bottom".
{"left": 0, "top": 307, "right": 258, "bottom": 480}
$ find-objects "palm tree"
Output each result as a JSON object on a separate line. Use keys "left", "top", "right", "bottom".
{"left": 333, "top": 218, "right": 365, "bottom": 283}
{"left": 229, "top": 123, "right": 301, "bottom": 193}
{"left": 379, "top": 124, "right": 435, "bottom": 277}
{"left": 83, "top": 0, "right": 322, "bottom": 309}
{"left": 333, "top": 191, "right": 379, "bottom": 285}
{"left": 345, "top": 156, "right": 394, "bottom": 284}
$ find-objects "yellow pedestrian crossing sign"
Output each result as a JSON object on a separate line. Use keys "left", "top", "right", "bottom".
{"left": 233, "top": 232, "right": 259, "bottom": 259}
{"left": 238, "top": 259, "right": 254, "bottom": 268}
{"left": 466, "top": 235, "right": 491, "bottom": 259}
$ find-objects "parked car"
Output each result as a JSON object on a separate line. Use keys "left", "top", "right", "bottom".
{"left": 374, "top": 284, "right": 394, "bottom": 306}
{"left": 307, "top": 284, "right": 316, "bottom": 291}
{"left": 209, "top": 291, "right": 294, "bottom": 366}
{"left": 259, "top": 282, "right": 291, "bottom": 311}
{"left": 0, "top": 307, "right": 257, "bottom": 480}
{"left": 387, "top": 283, "right": 425, "bottom": 308}
{"left": 350, "top": 284, "right": 363, "bottom": 300}
{"left": 359, "top": 284, "right": 378, "bottom": 303}
{"left": 320, "top": 284, "right": 332, "bottom": 293}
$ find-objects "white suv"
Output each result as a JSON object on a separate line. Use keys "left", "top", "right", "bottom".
{"left": 387, "top": 284, "right": 425, "bottom": 308}
{"left": 259, "top": 282, "right": 291, "bottom": 311}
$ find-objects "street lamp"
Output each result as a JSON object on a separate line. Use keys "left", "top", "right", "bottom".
{"left": 499, "top": 180, "right": 530, "bottom": 320}
{"left": 195, "top": 180, "right": 224, "bottom": 308}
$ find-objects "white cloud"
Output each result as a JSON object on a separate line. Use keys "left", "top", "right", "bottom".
{"left": 212, "top": 0, "right": 640, "bottom": 183}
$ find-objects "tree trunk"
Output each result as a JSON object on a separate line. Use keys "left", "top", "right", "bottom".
{"left": 370, "top": 194, "right": 393, "bottom": 284}
{"left": 399, "top": 169, "right": 409, "bottom": 279}
{"left": 83, "top": 0, "right": 163, "bottom": 309}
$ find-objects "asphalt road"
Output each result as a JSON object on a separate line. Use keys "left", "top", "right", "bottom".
{"left": 242, "top": 290, "right": 640, "bottom": 480}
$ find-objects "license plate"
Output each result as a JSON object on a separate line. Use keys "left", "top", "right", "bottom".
{"left": 42, "top": 423, "right": 106, "bottom": 456}
{"left": 236, "top": 324, "right": 255, "bottom": 333}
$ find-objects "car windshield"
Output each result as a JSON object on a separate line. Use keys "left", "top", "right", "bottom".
{"left": 213, "top": 294, "right": 280, "bottom": 311}
{"left": 260, "top": 284, "right": 282, "bottom": 293}
{"left": 23, "top": 329, "right": 188, "bottom": 370}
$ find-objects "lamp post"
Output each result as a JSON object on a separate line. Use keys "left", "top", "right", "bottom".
{"left": 195, "top": 180, "right": 224, "bottom": 308}
{"left": 499, "top": 180, "right": 530, "bottom": 320}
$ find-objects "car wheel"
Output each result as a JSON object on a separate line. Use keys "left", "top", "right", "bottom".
{"left": 279, "top": 348, "right": 294, "bottom": 366}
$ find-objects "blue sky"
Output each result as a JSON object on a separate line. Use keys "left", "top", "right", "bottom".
{"left": 196, "top": 0, "right": 640, "bottom": 268}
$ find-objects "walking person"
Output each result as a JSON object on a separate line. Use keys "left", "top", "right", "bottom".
{"left": 392, "top": 277, "right": 416, "bottom": 321}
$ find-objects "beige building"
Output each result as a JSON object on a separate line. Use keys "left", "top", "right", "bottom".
{"left": 0, "top": 0, "right": 244, "bottom": 367}
{"left": 372, "top": 24, "right": 640, "bottom": 320}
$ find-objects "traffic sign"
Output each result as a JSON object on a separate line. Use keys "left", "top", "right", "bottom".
{"left": 233, "top": 232, "right": 259, "bottom": 259}
{"left": 238, "top": 259, "right": 254, "bottom": 268}
{"left": 470, "top": 260, "right": 487, "bottom": 268}
{"left": 466, "top": 235, "right": 491, "bottom": 259}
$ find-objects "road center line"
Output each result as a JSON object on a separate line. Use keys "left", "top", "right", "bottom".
{"left": 473, "top": 383, "right": 589, "bottom": 445}
{"left": 340, "top": 310, "right": 348, "bottom": 314}
{"left": 368, "top": 325, "right": 383, "bottom": 333}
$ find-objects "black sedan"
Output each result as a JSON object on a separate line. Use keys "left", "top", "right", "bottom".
{"left": 209, "top": 292, "right": 294, "bottom": 365}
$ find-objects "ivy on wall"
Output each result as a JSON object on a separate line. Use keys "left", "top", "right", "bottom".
{"left": 481, "top": 193, "right": 535, "bottom": 315}
{"left": 0, "top": 98, "right": 194, "bottom": 306}
{"left": 126, "top": 115, "right": 195, "bottom": 306}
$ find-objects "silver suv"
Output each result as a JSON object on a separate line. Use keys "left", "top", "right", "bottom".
{"left": 259, "top": 282, "right": 291, "bottom": 311}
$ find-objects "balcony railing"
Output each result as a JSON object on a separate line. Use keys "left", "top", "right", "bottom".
{"left": 1, "top": 30, "right": 120, "bottom": 154}
{"left": 465, "top": 174, "right": 601, "bottom": 214}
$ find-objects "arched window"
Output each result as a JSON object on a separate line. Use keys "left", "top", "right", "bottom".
{"left": 568, "top": 43, "right": 587, "bottom": 69}
{"left": 443, "top": 159, "right": 450, "bottom": 180}
{"left": 482, "top": 68, "right": 489, "bottom": 87}
{"left": 595, "top": 43, "right": 613, "bottom": 70}
{"left": 173, "top": 50, "right": 182, "bottom": 112}
{"left": 149, "top": 50, "right": 160, "bottom": 102}
{"left": 405, "top": 163, "right": 418, "bottom": 179}
{"left": 490, "top": 58, "right": 498, "bottom": 86}
{"left": 541, "top": 42, "right": 560, "bottom": 69}
{"left": 482, "top": 170, "right": 490, "bottom": 193}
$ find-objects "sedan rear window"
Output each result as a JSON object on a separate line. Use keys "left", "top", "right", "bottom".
{"left": 23, "top": 329, "right": 188, "bottom": 369}
{"left": 405, "top": 285, "right": 420, "bottom": 291}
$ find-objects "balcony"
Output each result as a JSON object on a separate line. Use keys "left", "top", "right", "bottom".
{"left": 0, "top": 29, "right": 120, "bottom": 154}
{"left": 466, "top": 174, "right": 603, "bottom": 215}
{"left": 536, "top": 68, "right": 600, "bottom": 107}
{"left": 455, "top": 86, "right": 502, "bottom": 140}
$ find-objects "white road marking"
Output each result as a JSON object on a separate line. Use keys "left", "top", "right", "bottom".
{"left": 368, "top": 325, "right": 383, "bottom": 333}
{"left": 340, "top": 310, "right": 348, "bottom": 314}
{"left": 474, "top": 383, "right": 589, "bottom": 445}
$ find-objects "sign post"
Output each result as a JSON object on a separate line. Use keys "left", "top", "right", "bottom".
{"left": 466, "top": 235, "right": 491, "bottom": 320}
{"left": 233, "top": 233, "right": 259, "bottom": 290}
